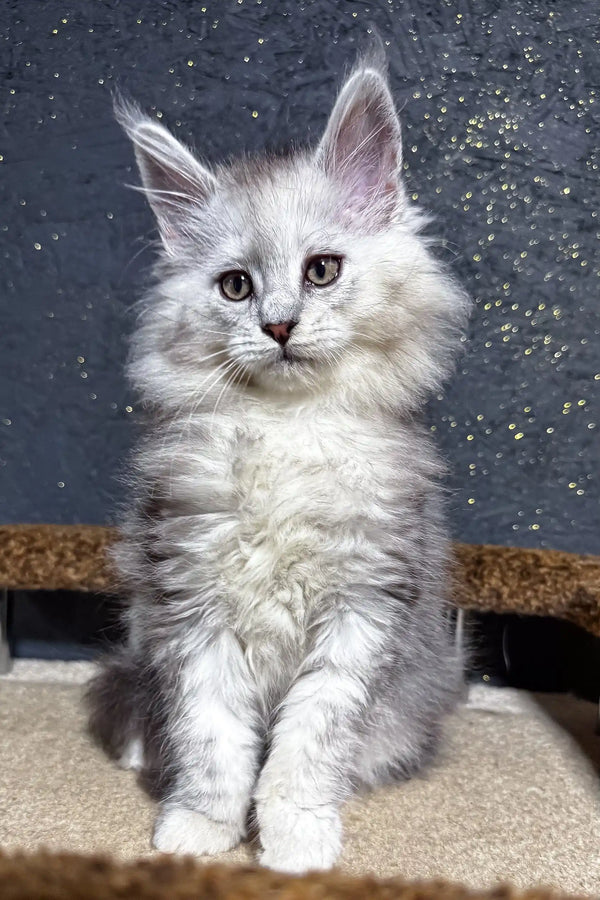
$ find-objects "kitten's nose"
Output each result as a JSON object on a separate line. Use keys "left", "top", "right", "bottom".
{"left": 262, "top": 320, "right": 297, "bottom": 346}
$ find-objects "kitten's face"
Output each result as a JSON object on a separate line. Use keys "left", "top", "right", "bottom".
{"left": 121, "top": 63, "right": 469, "bottom": 409}
{"left": 170, "top": 158, "right": 406, "bottom": 392}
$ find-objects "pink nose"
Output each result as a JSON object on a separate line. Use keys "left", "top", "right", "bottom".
{"left": 262, "top": 321, "right": 297, "bottom": 346}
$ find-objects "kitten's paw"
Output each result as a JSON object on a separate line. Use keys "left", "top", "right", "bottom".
{"left": 257, "top": 798, "right": 342, "bottom": 873}
{"left": 153, "top": 805, "right": 242, "bottom": 856}
{"left": 117, "top": 737, "right": 144, "bottom": 772}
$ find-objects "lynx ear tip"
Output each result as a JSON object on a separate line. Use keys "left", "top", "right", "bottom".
{"left": 112, "top": 94, "right": 140, "bottom": 135}
{"left": 354, "top": 30, "right": 389, "bottom": 78}
{"left": 112, "top": 93, "right": 163, "bottom": 143}
{"left": 112, "top": 89, "right": 133, "bottom": 121}
{"left": 341, "top": 56, "right": 392, "bottom": 105}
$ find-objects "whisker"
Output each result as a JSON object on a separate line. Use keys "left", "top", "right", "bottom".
{"left": 164, "top": 357, "right": 235, "bottom": 475}
{"left": 172, "top": 348, "right": 232, "bottom": 366}
{"left": 209, "top": 362, "right": 244, "bottom": 433}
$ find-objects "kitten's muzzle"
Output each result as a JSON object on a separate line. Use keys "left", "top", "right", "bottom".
{"left": 261, "top": 321, "right": 297, "bottom": 346}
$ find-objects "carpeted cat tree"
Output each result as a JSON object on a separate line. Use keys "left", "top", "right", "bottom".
{"left": 1, "top": 524, "right": 599, "bottom": 899}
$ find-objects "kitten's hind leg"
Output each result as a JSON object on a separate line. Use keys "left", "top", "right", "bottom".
{"left": 85, "top": 647, "right": 142, "bottom": 764}
{"left": 353, "top": 707, "right": 442, "bottom": 788}
{"left": 353, "top": 657, "right": 463, "bottom": 789}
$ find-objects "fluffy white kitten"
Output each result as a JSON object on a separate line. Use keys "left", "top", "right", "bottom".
{"left": 88, "top": 56, "right": 471, "bottom": 873}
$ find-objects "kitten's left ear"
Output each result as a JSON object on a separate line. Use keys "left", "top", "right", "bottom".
{"left": 315, "top": 65, "right": 403, "bottom": 226}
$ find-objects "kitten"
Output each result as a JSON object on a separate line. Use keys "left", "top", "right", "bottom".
{"left": 87, "top": 55, "right": 471, "bottom": 874}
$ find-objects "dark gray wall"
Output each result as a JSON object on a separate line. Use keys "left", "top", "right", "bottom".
{"left": 1, "top": 0, "right": 598, "bottom": 553}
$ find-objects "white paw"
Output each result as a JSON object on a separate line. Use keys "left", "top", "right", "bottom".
{"left": 117, "top": 737, "right": 145, "bottom": 771}
{"left": 152, "top": 805, "right": 242, "bottom": 856}
{"left": 257, "top": 798, "right": 342, "bottom": 873}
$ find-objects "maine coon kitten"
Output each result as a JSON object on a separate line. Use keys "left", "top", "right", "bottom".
{"left": 87, "top": 57, "right": 471, "bottom": 873}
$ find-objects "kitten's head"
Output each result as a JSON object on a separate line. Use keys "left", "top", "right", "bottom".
{"left": 120, "top": 59, "right": 470, "bottom": 415}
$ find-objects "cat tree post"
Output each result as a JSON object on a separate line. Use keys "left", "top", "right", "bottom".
{"left": 0, "top": 588, "right": 11, "bottom": 674}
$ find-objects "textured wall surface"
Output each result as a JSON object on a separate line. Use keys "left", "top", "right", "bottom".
{"left": 1, "top": 0, "right": 598, "bottom": 553}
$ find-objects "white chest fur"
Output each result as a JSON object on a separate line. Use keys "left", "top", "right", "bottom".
{"left": 226, "top": 414, "right": 382, "bottom": 630}
{"left": 162, "top": 403, "right": 401, "bottom": 701}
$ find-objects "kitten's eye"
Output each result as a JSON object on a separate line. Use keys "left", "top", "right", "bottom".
{"left": 219, "top": 270, "right": 253, "bottom": 301}
{"left": 305, "top": 255, "right": 342, "bottom": 287}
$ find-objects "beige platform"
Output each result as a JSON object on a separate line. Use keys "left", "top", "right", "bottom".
{"left": 0, "top": 661, "right": 598, "bottom": 895}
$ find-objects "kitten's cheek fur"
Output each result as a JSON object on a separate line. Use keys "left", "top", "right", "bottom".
{"left": 257, "top": 796, "right": 342, "bottom": 873}
{"left": 152, "top": 805, "right": 243, "bottom": 856}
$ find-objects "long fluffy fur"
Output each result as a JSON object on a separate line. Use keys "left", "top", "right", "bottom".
{"left": 87, "top": 59, "right": 471, "bottom": 874}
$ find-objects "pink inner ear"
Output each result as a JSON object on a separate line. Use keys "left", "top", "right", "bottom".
{"left": 327, "top": 91, "right": 401, "bottom": 225}
{"left": 338, "top": 140, "right": 399, "bottom": 224}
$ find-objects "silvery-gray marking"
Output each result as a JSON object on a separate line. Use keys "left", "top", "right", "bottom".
{"left": 87, "top": 53, "right": 471, "bottom": 873}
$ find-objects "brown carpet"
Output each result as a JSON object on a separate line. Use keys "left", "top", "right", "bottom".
{"left": 1, "top": 663, "right": 599, "bottom": 895}
{"left": 0, "top": 851, "right": 591, "bottom": 900}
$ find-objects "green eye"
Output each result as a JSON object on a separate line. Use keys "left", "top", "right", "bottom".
{"left": 219, "top": 270, "right": 253, "bottom": 301}
{"left": 305, "top": 255, "right": 342, "bottom": 287}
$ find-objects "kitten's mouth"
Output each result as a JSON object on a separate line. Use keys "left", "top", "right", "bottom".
{"left": 260, "top": 345, "right": 313, "bottom": 376}
{"left": 280, "top": 346, "right": 308, "bottom": 367}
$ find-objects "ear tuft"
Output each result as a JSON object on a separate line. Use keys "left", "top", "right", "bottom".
{"left": 315, "top": 63, "right": 403, "bottom": 227}
{"left": 114, "top": 94, "right": 216, "bottom": 252}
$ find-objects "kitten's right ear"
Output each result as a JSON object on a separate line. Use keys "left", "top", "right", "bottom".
{"left": 114, "top": 97, "right": 216, "bottom": 253}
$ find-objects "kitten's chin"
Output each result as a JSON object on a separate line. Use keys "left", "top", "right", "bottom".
{"left": 252, "top": 347, "right": 320, "bottom": 393}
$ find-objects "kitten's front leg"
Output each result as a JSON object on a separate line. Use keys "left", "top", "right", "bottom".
{"left": 255, "top": 605, "right": 384, "bottom": 873}
{"left": 153, "top": 629, "right": 261, "bottom": 857}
